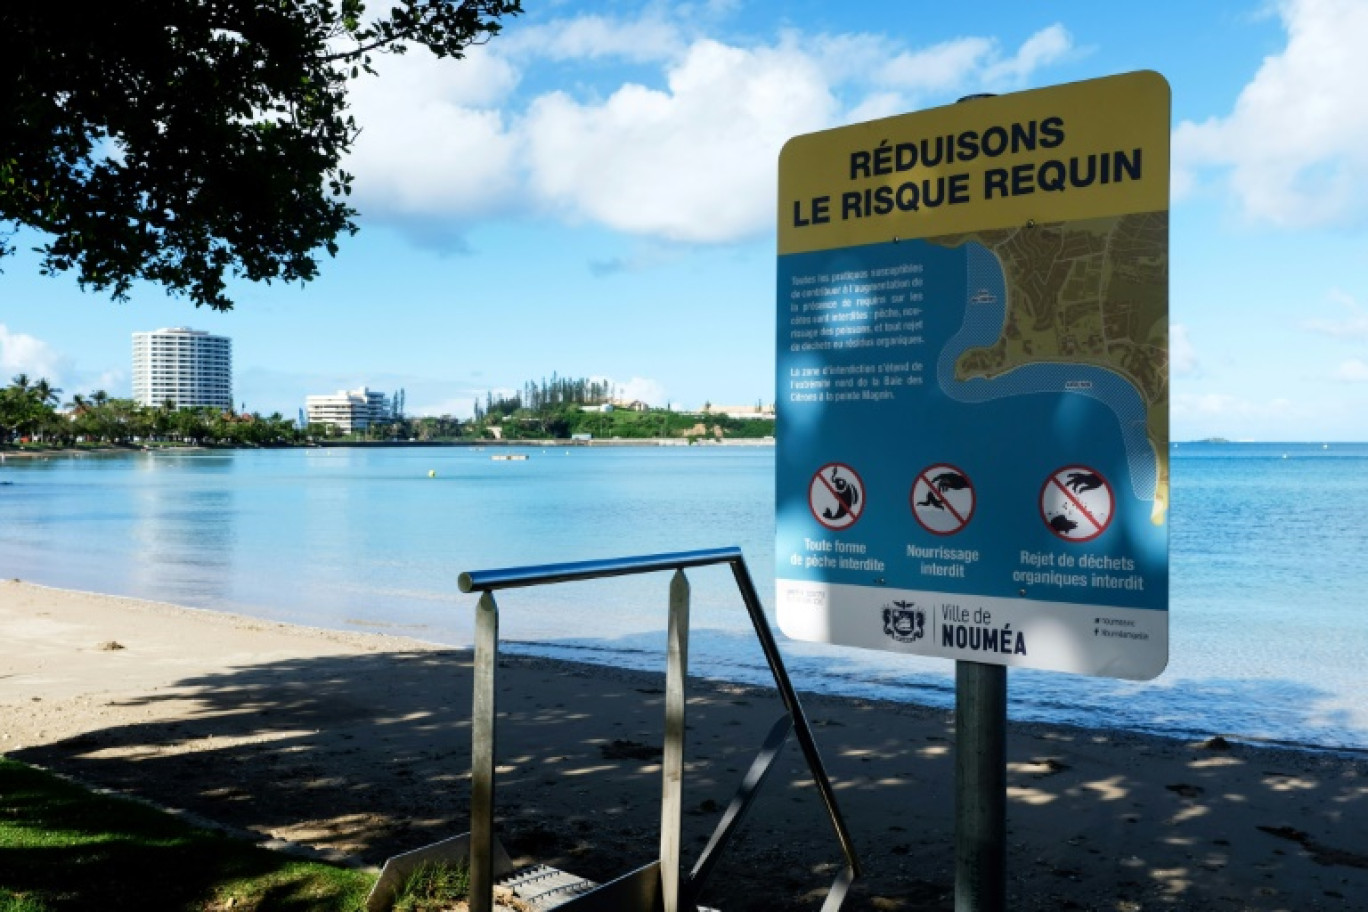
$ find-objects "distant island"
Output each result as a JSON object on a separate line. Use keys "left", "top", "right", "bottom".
{"left": 462, "top": 375, "right": 774, "bottom": 443}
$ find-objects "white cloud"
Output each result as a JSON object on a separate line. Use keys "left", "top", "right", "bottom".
{"left": 1171, "top": 385, "right": 1364, "bottom": 440}
{"left": 0, "top": 325, "right": 67, "bottom": 386}
{"left": 343, "top": 18, "right": 1075, "bottom": 247}
{"left": 587, "top": 242, "right": 688, "bottom": 277}
{"left": 679, "top": 0, "right": 742, "bottom": 20}
{"left": 522, "top": 38, "right": 836, "bottom": 242}
{"left": 1303, "top": 289, "right": 1368, "bottom": 337}
{"left": 982, "top": 25, "right": 1075, "bottom": 89}
{"left": 878, "top": 37, "right": 996, "bottom": 93}
{"left": 503, "top": 13, "right": 683, "bottom": 63}
{"left": 79, "top": 369, "right": 125, "bottom": 397}
{"left": 877, "top": 25, "right": 1073, "bottom": 96}
{"left": 1334, "top": 359, "right": 1368, "bottom": 382}
{"left": 346, "top": 47, "right": 522, "bottom": 219}
{"left": 1173, "top": 391, "right": 1243, "bottom": 417}
{"left": 1173, "top": 0, "right": 1368, "bottom": 225}
{"left": 803, "top": 32, "right": 899, "bottom": 86}
{"left": 606, "top": 376, "right": 667, "bottom": 407}
{"left": 412, "top": 396, "right": 478, "bottom": 418}
{"left": 1169, "top": 323, "right": 1200, "bottom": 376}
{"left": 845, "top": 91, "right": 907, "bottom": 124}
{"left": 1172, "top": 391, "right": 1294, "bottom": 419}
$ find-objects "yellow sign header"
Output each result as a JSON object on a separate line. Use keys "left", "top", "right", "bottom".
{"left": 777, "top": 71, "right": 1170, "bottom": 255}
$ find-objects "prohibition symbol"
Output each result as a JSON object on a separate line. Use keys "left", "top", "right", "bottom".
{"left": 809, "top": 463, "right": 865, "bottom": 530}
{"left": 1040, "top": 465, "right": 1114, "bottom": 542}
{"left": 910, "top": 464, "right": 975, "bottom": 536}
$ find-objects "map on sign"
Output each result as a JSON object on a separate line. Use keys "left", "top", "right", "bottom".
{"left": 942, "top": 214, "right": 1169, "bottom": 523}
{"left": 774, "top": 71, "right": 1170, "bottom": 681}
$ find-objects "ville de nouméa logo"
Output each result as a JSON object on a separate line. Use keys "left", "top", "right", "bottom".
{"left": 882, "top": 600, "right": 925, "bottom": 643}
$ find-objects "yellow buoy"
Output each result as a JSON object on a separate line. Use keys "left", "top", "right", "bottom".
{"left": 428, "top": 469, "right": 436, "bottom": 477}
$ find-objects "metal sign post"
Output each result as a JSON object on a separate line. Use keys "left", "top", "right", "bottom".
{"left": 954, "top": 661, "right": 1006, "bottom": 912}
{"left": 953, "top": 95, "right": 1007, "bottom": 912}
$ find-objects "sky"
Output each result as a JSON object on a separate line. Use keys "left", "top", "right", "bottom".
{"left": 3, "top": 0, "right": 1368, "bottom": 440}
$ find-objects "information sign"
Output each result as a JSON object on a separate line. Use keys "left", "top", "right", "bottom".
{"left": 774, "top": 72, "right": 1170, "bottom": 680}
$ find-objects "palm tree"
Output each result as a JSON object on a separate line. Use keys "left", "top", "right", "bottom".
{"left": 146, "top": 399, "right": 177, "bottom": 441}
{"left": 0, "top": 388, "right": 18, "bottom": 443}
{"left": 31, "top": 378, "right": 61, "bottom": 409}
{"left": 68, "top": 395, "right": 100, "bottom": 442}
{"left": 4, "top": 374, "right": 53, "bottom": 441}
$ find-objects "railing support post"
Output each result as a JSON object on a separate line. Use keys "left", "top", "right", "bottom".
{"left": 661, "top": 570, "right": 690, "bottom": 912}
{"left": 470, "top": 591, "right": 499, "bottom": 912}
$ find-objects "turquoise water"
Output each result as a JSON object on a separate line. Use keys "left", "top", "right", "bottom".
{"left": 2, "top": 442, "right": 1366, "bottom": 751}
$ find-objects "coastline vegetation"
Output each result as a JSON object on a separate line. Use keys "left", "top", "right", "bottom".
{"left": 2, "top": 373, "right": 774, "bottom": 451}
{"left": 0, "top": 374, "right": 302, "bottom": 449}
{"left": 466, "top": 374, "right": 774, "bottom": 441}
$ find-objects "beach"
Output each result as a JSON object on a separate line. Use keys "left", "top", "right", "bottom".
{"left": 2, "top": 578, "right": 1365, "bottom": 911}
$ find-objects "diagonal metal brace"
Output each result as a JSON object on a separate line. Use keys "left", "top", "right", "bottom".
{"left": 687, "top": 712, "right": 794, "bottom": 899}
{"left": 819, "top": 864, "right": 857, "bottom": 912}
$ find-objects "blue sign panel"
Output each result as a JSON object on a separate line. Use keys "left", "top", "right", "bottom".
{"left": 774, "top": 74, "right": 1170, "bottom": 679}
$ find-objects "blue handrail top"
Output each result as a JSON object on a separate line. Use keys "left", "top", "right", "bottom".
{"left": 458, "top": 546, "right": 744, "bottom": 594}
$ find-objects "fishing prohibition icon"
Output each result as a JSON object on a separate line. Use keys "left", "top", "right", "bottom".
{"left": 809, "top": 463, "right": 865, "bottom": 530}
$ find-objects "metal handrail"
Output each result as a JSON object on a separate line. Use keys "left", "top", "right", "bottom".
{"left": 458, "top": 547, "right": 861, "bottom": 912}
{"left": 458, "top": 546, "right": 743, "bottom": 592}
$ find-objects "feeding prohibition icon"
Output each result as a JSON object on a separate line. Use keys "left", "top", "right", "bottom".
{"left": 910, "top": 464, "right": 975, "bottom": 535}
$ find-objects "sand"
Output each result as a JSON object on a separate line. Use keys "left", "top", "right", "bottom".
{"left": 2, "top": 578, "right": 1366, "bottom": 911}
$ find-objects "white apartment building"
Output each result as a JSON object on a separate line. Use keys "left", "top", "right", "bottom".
{"left": 132, "top": 327, "right": 233, "bottom": 409}
{"left": 305, "top": 387, "right": 389, "bottom": 433}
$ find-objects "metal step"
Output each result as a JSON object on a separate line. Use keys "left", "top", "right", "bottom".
{"left": 497, "top": 864, "right": 599, "bottom": 910}
{"left": 495, "top": 864, "right": 720, "bottom": 912}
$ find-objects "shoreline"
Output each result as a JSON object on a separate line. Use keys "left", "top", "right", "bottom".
{"left": 11, "top": 440, "right": 1368, "bottom": 759}
{"left": 12, "top": 580, "right": 1365, "bottom": 762}
{"left": 0, "top": 437, "right": 776, "bottom": 459}
{"left": 3, "top": 579, "right": 1366, "bottom": 910}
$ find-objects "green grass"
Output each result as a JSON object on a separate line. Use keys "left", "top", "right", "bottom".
{"left": 0, "top": 758, "right": 375, "bottom": 911}
{"left": 391, "top": 862, "right": 470, "bottom": 912}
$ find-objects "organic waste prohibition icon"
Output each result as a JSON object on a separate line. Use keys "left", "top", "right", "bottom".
{"left": 1040, "top": 466, "right": 1114, "bottom": 542}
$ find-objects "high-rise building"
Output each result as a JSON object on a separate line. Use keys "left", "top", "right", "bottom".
{"left": 305, "top": 387, "right": 389, "bottom": 433}
{"left": 132, "top": 327, "right": 233, "bottom": 409}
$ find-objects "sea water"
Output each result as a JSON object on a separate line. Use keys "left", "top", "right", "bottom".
{"left": 2, "top": 442, "right": 1365, "bottom": 751}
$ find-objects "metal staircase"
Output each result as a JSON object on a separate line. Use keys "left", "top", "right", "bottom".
{"left": 366, "top": 546, "right": 859, "bottom": 912}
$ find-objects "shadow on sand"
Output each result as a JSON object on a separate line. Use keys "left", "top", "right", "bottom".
{"left": 13, "top": 647, "right": 1368, "bottom": 911}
